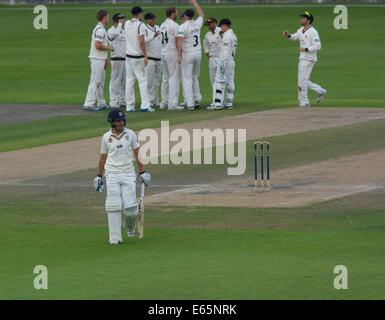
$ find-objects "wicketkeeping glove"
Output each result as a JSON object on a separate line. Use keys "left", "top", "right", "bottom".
{"left": 140, "top": 171, "right": 151, "bottom": 187}
{"left": 94, "top": 175, "right": 104, "bottom": 192}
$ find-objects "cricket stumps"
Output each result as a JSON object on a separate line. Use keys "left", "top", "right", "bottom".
{"left": 254, "top": 141, "right": 270, "bottom": 191}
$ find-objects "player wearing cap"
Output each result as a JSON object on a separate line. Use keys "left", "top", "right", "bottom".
{"left": 108, "top": 13, "right": 126, "bottom": 109}
{"left": 209, "top": 18, "right": 237, "bottom": 111}
{"left": 203, "top": 17, "right": 222, "bottom": 97}
{"left": 125, "top": 7, "right": 154, "bottom": 112}
{"left": 94, "top": 108, "right": 151, "bottom": 244}
{"left": 283, "top": 12, "right": 327, "bottom": 107}
{"left": 83, "top": 10, "right": 113, "bottom": 111}
{"left": 159, "top": 8, "right": 184, "bottom": 111}
{"left": 176, "top": 0, "right": 204, "bottom": 111}
{"left": 144, "top": 12, "right": 162, "bottom": 108}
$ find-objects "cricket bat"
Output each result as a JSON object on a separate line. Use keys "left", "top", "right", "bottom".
{"left": 137, "top": 182, "right": 145, "bottom": 239}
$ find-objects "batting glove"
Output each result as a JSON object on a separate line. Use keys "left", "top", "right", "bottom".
{"left": 94, "top": 175, "right": 104, "bottom": 192}
{"left": 140, "top": 171, "right": 151, "bottom": 187}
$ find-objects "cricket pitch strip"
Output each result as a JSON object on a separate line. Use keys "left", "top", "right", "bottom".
{"left": 146, "top": 149, "right": 385, "bottom": 208}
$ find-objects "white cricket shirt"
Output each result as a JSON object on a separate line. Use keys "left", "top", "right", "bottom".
{"left": 100, "top": 127, "right": 140, "bottom": 175}
{"left": 108, "top": 23, "right": 126, "bottom": 59}
{"left": 177, "top": 16, "right": 204, "bottom": 53}
{"left": 89, "top": 23, "right": 109, "bottom": 60}
{"left": 159, "top": 18, "right": 179, "bottom": 56}
{"left": 219, "top": 29, "right": 237, "bottom": 61}
{"left": 145, "top": 24, "right": 161, "bottom": 59}
{"left": 203, "top": 27, "right": 222, "bottom": 58}
{"left": 289, "top": 26, "right": 321, "bottom": 62}
{"left": 125, "top": 18, "right": 146, "bottom": 57}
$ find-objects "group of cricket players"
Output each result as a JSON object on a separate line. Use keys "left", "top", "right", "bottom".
{"left": 84, "top": 0, "right": 238, "bottom": 112}
{"left": 93, "top": 8, "right": 327, "bottom": 244}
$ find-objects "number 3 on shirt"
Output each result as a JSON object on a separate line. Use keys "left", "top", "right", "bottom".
{"left": 194, "top": 35, "right": 199, "bottom": 47}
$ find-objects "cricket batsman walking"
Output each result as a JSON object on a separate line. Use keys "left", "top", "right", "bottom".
{"left": 283, "top": 12, "right": 327, "bottom": 107}
{"left": 94, "top": 108, "right": 151, "bottom": 244}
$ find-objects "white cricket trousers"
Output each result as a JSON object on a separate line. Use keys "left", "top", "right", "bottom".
{"left": 109, "top": 59, "right": 126, "bottom": 108}
{"left": 105, "top": 173, "right": 136, "bottom": 243}
{"left": 146, "top": 59, "right": 162, "bottom": 106}
{"left": 84, "top": 58, "right": 107, "bottom": 107}
{"left": 181, "top": 51, "right": 202, "bottom": 108}
{"left": 208, "top": 57, "right": 219, "bottom": 88}
{"left": 213, "top": 58, "right": 235, "bottom": 107}
{"left": 125, "top": 57, "right": 150, "bottom": 111}
{"left": 298, "top": 59, "right": 325, "bottom": 105}
{"left": 161, "top": 53, "right": 181, "bottom": 108}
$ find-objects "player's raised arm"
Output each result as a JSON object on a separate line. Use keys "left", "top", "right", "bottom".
{"left": 190, "top": 0, "right": 204, "bottom": 18}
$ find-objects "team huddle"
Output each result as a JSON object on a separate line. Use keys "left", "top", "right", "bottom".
{"left": 83, "top": 0, "right": 237, "bottom": 112}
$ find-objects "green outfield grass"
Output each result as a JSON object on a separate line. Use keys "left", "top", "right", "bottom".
{"left": 1, "top": 191, "right": 385, "bottom": 299}
{"left": 1, "top": 4, "right": 384, "bottom": 107}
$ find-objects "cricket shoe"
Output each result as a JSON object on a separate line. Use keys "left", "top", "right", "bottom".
{"left": 82, "top": 105, "right": 102, "bottom": 112}
{"left": 127, "top": 230, "right": 136, "bottom": 238}
{"left": 194, "top": 101, "right": 201, "bottom": 109}
{"left": 224, "top": 105, "right": 233, "bottom": 110}
{"left": 299, "top": 103, "right": 310, "bottom": 108}
{"left": 316, "top": 90, "right": 327, "bottom": 103}
{"left": 109, "top": 239, "right": 120, "bottom": 245}
{"left": 168, "top": 105, "right": 184, "bottom": 111}
{"left": 97, "top": 104, "right": 109, "bottom": 110}
{"left": 141, "top": 107, "right": 155, "bottom": 112}
{"left": 215, "top": 105, "right": 224, "bottom": 110}
{"left": 160, "top": 103, "right": 168, "bottom": 110}
{"left": 187, "top": 105, "right": 195, "bottom": 111}
{"left": 206, "top": 104, "right": 216, "bottom": 111}
{"left": 126, "top": 108, "right": 136, "bottom": 112}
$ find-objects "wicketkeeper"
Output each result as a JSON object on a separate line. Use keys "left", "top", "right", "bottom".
{"left": 209, "top": 18, "right": 237, "bottom": 110}
{"left": 94, "top": 108, "right": 151, "bottom": 245}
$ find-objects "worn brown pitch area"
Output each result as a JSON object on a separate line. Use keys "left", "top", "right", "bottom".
{"left": 1, "top": 107, "right": 385, "bottom": 183}
{"left": 146, "top": 149, "right": 385, "bottom": 208}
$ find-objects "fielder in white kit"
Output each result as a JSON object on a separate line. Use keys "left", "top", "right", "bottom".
{"left": 203, "top": 17, "right": 222, "bottom": 88}
{"left": 94, "top": 108, "right": 151, "bottom": 244}
{"left": 210, "top": 18, "right": 237, "bottom": 110}
{"left": 108, "top": 13, "right": 126, "bottom": 109}
{"left": 83, "top": 10, "right": 113, "bottom": 111}
{"left": 144, "top": 12, "right": 162, "bottom": 108}
{"left": 125, "top": 7, "right": 154, "bottom": 112}
{"left": 159, "top": 7, "right": 184, "bottom": 111}
{"left": 177, "top": 0, "right": 204, "bottom": 110}
{"left": 283, "top": 11, "right": 327, "bottom": 107}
